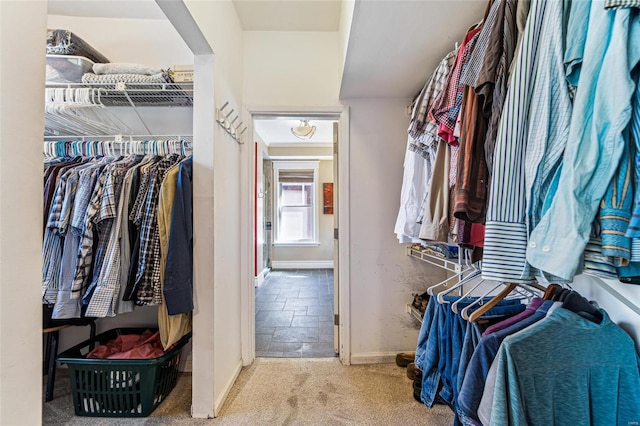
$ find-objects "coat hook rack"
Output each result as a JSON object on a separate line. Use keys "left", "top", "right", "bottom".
{"left": 216, "top": 101, "right": 246, "bottom": 144}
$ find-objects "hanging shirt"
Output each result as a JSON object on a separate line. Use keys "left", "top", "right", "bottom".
{"left": 481, "top": 0, "right": 518, "bottom": 175}
{"left": 86, "top": 157, "right": 141, "bottom": 317}
{"left": 408, "top": 50, "right": 457, "bottom": 148}
{"left": 164, "top": 157, "right": 194, "bottom": 315}
{"left": 524, "top": 0, "right": 573, "bottom": 236}
{"left": 51, "top": 161, "right": 96, "bottom": 319}
{"left": 70, "top": 159, "right": 112, "bottom": 298}
{"left": 133, "top": 155, "right": 181, "bottom": 305}
{"left": 599, "top": 140, "right": 633, "bottom": 262}
{"left": 625, "top": 78, "right": 640, "bottom": 238}
{"left": 481, "top": 0, "right": 546, "bottom": 284}
{"left": 457, "top": 300, "right": 554, "bottom": 426}
{"left": 488, "top": 308, "right": 640, "bottom": 426}
{"left": 158, "top": 161, "right": 192, "bottom": 349}
{"left": 418, "top": 141, "right": 450, "bottom": 242}
{"left": 527, "top": 0, "right": 640, "bottom": 280}
{"left": 395, "top": 51, "right": 456, "bottom": 242}
{"left": 430, "top": 26, "right": 482, "bottom": 145}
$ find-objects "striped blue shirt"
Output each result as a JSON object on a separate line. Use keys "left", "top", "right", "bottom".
{"left": 481, "top": 0, "right": 547, "bottom": 283}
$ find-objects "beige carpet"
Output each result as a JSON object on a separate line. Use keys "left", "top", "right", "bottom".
{"left": 43, "top": 358, "right": 454, "bottom": 425}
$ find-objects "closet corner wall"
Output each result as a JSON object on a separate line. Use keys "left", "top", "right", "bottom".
{"left": 0, "top": 2, "right": 48, "bottom": 425}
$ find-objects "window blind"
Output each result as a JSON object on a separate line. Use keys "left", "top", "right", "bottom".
{"left": 278, "top": 170, "right": 314, "bottom": 183}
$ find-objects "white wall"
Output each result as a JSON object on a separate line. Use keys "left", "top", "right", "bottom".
{"left": 47, "top": 14, "right": 193, "bottom": 68}
{"left": 271, "top": 159, "right": 334, "bottom": 265}
{"left": 243, "top": 31, "right": 340, "bottom": 107}
{"left": 572, "top": 275, "right": 640, "bottom": 353}
{"left": 344, "top": 98, "right": 447, "bottom": 361}
{"left": 0, "top": 2, "right": 47, "bottom": 424}
{"left": 184, "top": 0, "right": 245, "bottom": 417}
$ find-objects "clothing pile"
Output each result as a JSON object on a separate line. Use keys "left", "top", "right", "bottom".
{"left": 395, "top": 0, "right": 640, "bottom": 285}
{"left": 413, "top": 288, "right": 640, "bottom": 425}
{"left": 87, "top": 329, "right": 164, "bottom": 360}
{"left": 42, "top": 151, "right": 193, "bottom": 350}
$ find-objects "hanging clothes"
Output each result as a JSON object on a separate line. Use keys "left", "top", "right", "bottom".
{"left": 42, "top": 140, "right": 194, "bottom": 331}
{"left": 527, "top": 0, "right": 640, "bottom": 280}
{"left": 157, "top": 159, "right": 192, "bottom": 350}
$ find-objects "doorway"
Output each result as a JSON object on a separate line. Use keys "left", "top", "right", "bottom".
{"left": 253, "top": 115, "right": 338, "bottom": 358}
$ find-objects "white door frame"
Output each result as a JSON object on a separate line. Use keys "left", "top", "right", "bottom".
{"left": 241, "top": 105, "right": 351, "bottom": 365}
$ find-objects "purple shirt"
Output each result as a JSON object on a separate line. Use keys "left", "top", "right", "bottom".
{"left": 482, "top": 297, "right": 544, "bottom": 336}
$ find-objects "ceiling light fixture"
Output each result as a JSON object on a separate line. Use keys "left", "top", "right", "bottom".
{"left": 291, "top": 120, "right": 316, "bottom": 140}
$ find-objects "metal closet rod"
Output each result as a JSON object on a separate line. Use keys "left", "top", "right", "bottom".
{"left": 43, "top": 134, "right": 193, "bottom": 141}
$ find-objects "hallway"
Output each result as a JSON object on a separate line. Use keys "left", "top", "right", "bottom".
{"left": 255, "top": 269, "right": 335, "bottom": 358}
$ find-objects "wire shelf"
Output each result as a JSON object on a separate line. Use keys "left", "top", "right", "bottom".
{"left": 407, "top": 246, "right": 463, "bottom": 274}
{"left": 45, "top": 82, "right": 194, "bottom": 107}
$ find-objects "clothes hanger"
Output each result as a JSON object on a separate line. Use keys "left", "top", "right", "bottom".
{"left": 561, "top": 291, "right": 603, "bottom": 322}
{"left": 437, "top": 267, "right": 482, "bottom": 304}
{"left": 427, "top": 270, "right": 465, "bottom": 296}
{"left": 543, "top": 283, "right": 562, "bottom": 300}
{"left": 467, "top": 283, "right": 519, "bottom": 322}
{"left": 451, "top": 276, "right": 490, "bottom": 313}
{"left": 465, "top": 282, "right": 518, "bottom": 322}
{"left": 459, "top": 280, "right": 505, "bottom": 320}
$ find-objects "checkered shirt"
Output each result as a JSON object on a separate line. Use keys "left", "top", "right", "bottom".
{"left": 134, "top": 155, "right": 181, "bottom": 305}
{"left": 408, "top": 50, "right": 457, "bottom": 150}
{"left": 604, "top": 0, "right": 640, "bottom": 8}
{"left": 71, "top": 163, "right": 110, "bottom": 298}
{"left": 84, "top": 162, "right": 130, "bottom": 315}
{"left": 429, "top": 27, "right": 482, "bottom": 142}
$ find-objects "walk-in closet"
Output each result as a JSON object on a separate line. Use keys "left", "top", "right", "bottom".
{"left": 41, "top": 2, "right": 198, "bottom": 418}
{"left": 1, "top": 0, "right": 640, "bottom": 424}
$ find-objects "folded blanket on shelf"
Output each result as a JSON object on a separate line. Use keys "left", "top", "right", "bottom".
{"left": 47, "top": 29, "right": 110, "bottom": 64}
{"left": 81, "top": 72, "right": 173, "bottom": 84}
{"left": 93, "top": 63, "right": 163, "bottom": 76}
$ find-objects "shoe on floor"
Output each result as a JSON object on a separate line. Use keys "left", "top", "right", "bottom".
{"left": 406, "top": 362, "right": 421, "bottom": 381}
{"left": 412, "top": 375, "right": 422, "bottom": 402}
{"left": 395, "top": 352, "right": 415, "bottom": 368}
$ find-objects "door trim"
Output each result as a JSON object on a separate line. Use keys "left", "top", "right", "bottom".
{"left": 242, "top": 105, "right": 351, "bottom": 365}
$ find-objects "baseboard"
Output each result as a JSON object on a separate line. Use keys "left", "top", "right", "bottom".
{"left": 271, "top": 260, "right": 334, "bottom": 269}
{"left": 214, "top": 359, "right": 243, "bottom": 417}
{"left": 254, "top": 268, "right": 270, "bottom": 287}
{"left": 350, "top": 352, "right": 398, "bottom": 365}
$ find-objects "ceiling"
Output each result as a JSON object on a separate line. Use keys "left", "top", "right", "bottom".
{"left": 233, "top": 0, "right": 341, "bottom": 31}
{"left": 47, "top": 0, "right": 167, "bottom": 19}
{"left": 254, "top": 118, "right": 336, "bottom": 145}
{"left": 340, "top": 0, "right": 487, "bottom": 99}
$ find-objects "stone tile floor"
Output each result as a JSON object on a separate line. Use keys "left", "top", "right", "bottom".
{"left": 255, "top": 269, "right": 336, "bottom": 358}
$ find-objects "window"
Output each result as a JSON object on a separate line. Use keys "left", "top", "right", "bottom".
{"left": 273, "top": 161, "right": 319, "bottom": 245}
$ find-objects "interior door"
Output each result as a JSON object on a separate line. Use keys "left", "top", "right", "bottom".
{"left": 333, "top": 121, "right": 339, "bottom": 354}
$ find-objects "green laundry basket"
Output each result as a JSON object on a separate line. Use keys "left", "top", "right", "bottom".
{"left": 57, "top": 328, "right": 191, "bottom": 417}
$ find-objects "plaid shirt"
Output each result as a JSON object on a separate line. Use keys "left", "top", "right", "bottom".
{"left": 134, "top": 155, "right": 181, "bottom": 305}
{"left": 86, "top": 159, "right": 137, "bottom": 317}
{"left": 429, "top": 26, "right": 482, "bottom": 145}
{"left": 604, "top": 0, "right": 640, "bottom": 8}
{"left": 408, "top": 50, "right": 457, "bottom": 152}
{"left": 42, "top": 168, "right": 70, "bottom": 301}
{"left": 71, "top": 160, "right": 113, "bottom": 298}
